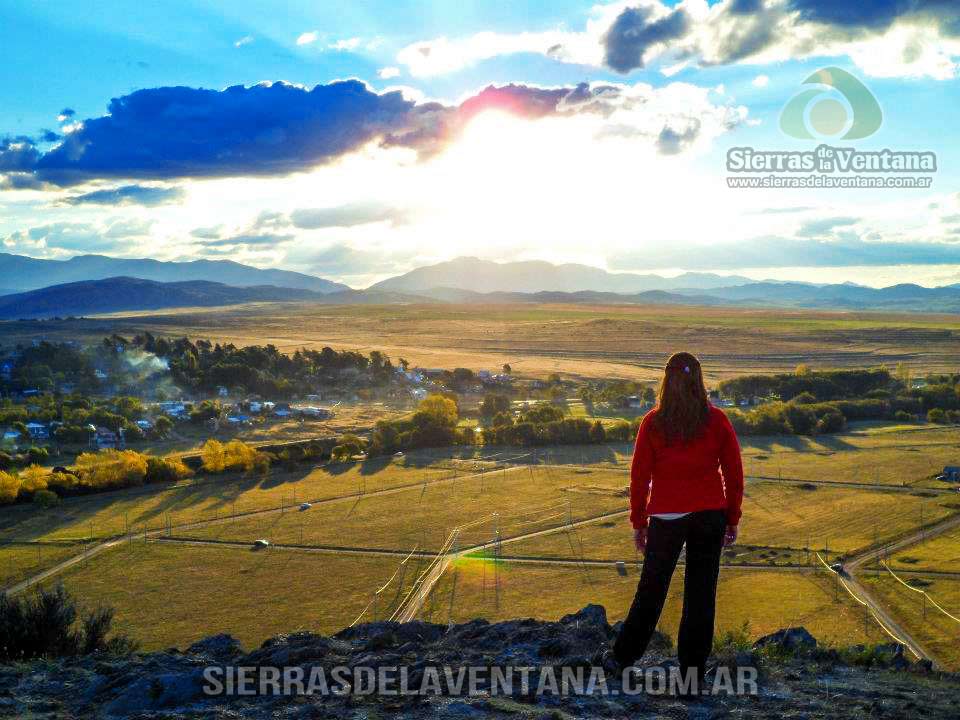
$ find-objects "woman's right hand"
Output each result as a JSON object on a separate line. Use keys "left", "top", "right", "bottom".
{"left": 633, "top": 527, "right": 647, "bottom": 552}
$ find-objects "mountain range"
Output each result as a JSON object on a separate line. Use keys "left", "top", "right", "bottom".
{"left": 369, "top": 256, "right": 753, "bottom": 294}
{"left": 2, "top": 253, "right": 960, "bottom": 317}
{"left": 0, "top": 253, "right": 347, "bottom": 294}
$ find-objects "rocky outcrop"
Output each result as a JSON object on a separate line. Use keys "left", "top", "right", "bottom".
{"left": 0, "top": 605, "right": 956, "bottom": 719}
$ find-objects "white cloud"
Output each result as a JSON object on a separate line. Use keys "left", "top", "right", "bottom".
{"left": 394, "top": 0, "right": 960, "bottom": 80}
{"left": 329, "top": 37, "right": 361, "bottom": 51}
{"left": 378, "top": 66, "right": 401, "bottom": 79}
{"left": 752, "top": 74, "right": 769, "bottom": 87}
{"left": 234, "top": 35, "right": 254, "bottom": 48}
{"left": 296, "top": 31, "right": 319, "bottom": 46}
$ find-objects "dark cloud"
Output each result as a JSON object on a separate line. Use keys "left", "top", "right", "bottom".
{"left": 62, "top": 184, "right": 185, "bottom": 206}
{"left": 0, "top": 137, "right": 42, "bottom": 172}
{"left": 729, "top": 0, "right": 764, "bottom": 14}
{"left": 58, "top": 108, "right": 76, "bottom": 119}
{"left": 40, "top": 130, "right": 60, "bottom": 143}
{"left": 0, "top": 172, "right": 54, "bottom": 191}
{"left": 656, "top": 120, "right": 701, "bottom": 155}
{"left": 31, "top": 80, "right": 423, "bottom": 185}
{"left": 796, "top": 216, "right": 859, "bottom": 237}
{"left": 290, "top": 202, "right": 409, "bottom": 229}
{"left": 787, "top": 0, "right": 915, "bottom": 31}
{"left": 603, "top": 6, "right": 692, "bottom": 73}
{"left": 15, "top": 80, "right": 606, "bottom": 186}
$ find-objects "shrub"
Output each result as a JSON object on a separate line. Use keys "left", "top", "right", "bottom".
{"left": 0, "top": 452, "right": 11, "bottom": 471}
{"left": 893, "top": 410, "right": 914, "bottom": 422}
{"left": 27, "top": 446, "right": 49, "bottom": 464}
{"left": 200, "top": 439, "right": 226, "bottom": 472}
{"left": 0, "top": 583, "right": 137, "bottom": 661}
{"left": 815, "top": 409, "right": 846, "bottom": 434}
{"left": 927, "top": 408, "right": 948, "bottom": 424}
{"left": 0, "top": 471, "right": 20, "bottom": 504}
{"left": 74, "top": 450, "right": 149, "bottom": 490}
{"left": 32, "top": 489, "right": 60, "bottom": 508}
{"left": 144, "top": 456, "right": 193, "bottom": 484}
{"left": 19, "top": 464, "right": 48, "bottom": 494}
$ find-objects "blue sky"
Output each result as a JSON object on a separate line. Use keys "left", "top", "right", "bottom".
{"left": 2, "top": 0, "right": 960, "bottom": 288}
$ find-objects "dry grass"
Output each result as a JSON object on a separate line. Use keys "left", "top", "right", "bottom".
{"left": 0, "top": 541, "right": 85, "bottom": 588}
{"left": 0, "top": 454, "right": 486, "bottom": 543}
{"left": 3, "top": 301, "right": 959, "bottom": 382}
{"left": 500, "top": 481, "right": 959, "bottom": 562}
{"left": 46, "top": 541, "right": 425, "bottom": 651}
{"left": 423, "top": 561, "right": 876, "bottom": 649}
{"left": 175, "top": 464, "right": 629, "bottom": 551}
{"left": 861, "top": 574, "right": 960, "bottom": 670}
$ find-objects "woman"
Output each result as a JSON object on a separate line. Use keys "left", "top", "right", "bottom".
{"left": 612, "top": 352, "right": 743, "bottom": 683}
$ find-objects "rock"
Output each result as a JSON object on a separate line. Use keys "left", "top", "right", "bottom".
{"left": 102, "top": 669, "right": 206, "bottom": 716}
{"left": 753, "top": 627, "right": 817, "bottom": 652}
{"left": 560, "top": 604, "right": 609, "bottom": 630}
{"left": 186, "top": 633, "right": 243, "bottom": 661}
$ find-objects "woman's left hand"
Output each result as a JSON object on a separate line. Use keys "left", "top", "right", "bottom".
{"left": 723, "top": 525, "right": 738, "bottom": 546}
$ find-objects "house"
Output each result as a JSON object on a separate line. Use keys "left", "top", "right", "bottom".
{"left": 135, "top": 419, "right": 153, "bottom": 431}
{"left": 95, "top": 369, "right": 108, "bottom": 380}
{"left": 92, "top": 427, "right": 125, "bottom": 450}
{"left": 217, "top": 386, "right": 229, "bottom": 398}
{"left": 2, "top": 430, "right": 20, "bottom": 444}
{"left": 626, "top": 395, "right": 642, "bottom": 409}
{"left": 25, "top": 422, "right": 49, "bottom": 440}
{"left": 410, "top": 387, "right": 428, "bottom": 401}
{"left": 273, "top": 409, "right": 292, "bottom": 418}
{"left": 248, "top": 401, "right": 262, "bottom": 413}
{"left": 0, "top": 361, "right": 13, "bottom": 381}
{"left": 940, "top": 466, "right": 960, "bottom": 482}
{"left": 297, "top": 406, "right": 333, "bottom": 419}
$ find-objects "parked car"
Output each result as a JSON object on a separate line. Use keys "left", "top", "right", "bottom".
{"left": 299, "top": 503, "right": 312, "bottom": 511}
{"left": 253, "top": 539, "right": 270, "bottom": 549}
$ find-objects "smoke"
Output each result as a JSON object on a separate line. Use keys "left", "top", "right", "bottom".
{"left": 122, "top": 349, "right": 169, "bottom": 376}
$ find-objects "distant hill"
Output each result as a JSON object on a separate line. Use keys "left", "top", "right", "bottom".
{"left": 682, "top": 281, "right": 960, "bottom": 311}
{"left": 0, "top": 253, "right": 349, "bottom": 294}
{"left": 369, "top": 257, "right": 752, "bottom": 294}
{"left": 0, "top": 277, "right": 326, "bottom": 319}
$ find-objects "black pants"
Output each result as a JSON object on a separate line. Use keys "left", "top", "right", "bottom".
{"left": 614, "top": 509, "right": 726, "bottom": 676}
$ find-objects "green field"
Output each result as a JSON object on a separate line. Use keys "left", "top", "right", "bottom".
{"left": 861, "top": 574, "right": 960, "bottom": 670}
{"left": 173, "top": 464, "right": 629, "bottom": 551}
{"left": 884, "top": 527, "right": 960, "bottom": 574}
{"left": 0, "top": 455, "right": 494, "bottom": 543}
{"left": 422, "top": 561, "right": 876, "bottom": 649}
{"left": 501, "top": 481, "right": 959, "bottom": 562}
{"left": 45, "top": 541, "right": 425, "bottom": 651}
{"left": 0, "top": 542, "right": 86, "bottom": 589}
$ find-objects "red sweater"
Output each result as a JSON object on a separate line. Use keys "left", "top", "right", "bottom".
{"left": 629, "top": 405, "right": 744, "bottom": 529}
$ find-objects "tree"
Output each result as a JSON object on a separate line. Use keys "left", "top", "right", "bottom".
{"left": 0, "top": 471, "right": 20, "bottom": 504}
{"left": 502, "top": 364, "right": 512, "bottom": 374}
{"left": 480, "top": 393, "right": 511, "bottom": 418}
{"left": 154, "top": 416, "right": 173, "bottom": 438}
{"left": 589, "top": 420, "right": 606, "bottom": 443}
{"left": 416, "top": 395, "right": 458, "bottom": 427}
{"left": 200, "top": 439, "right": 226, "bottom": 473}
{"left": 19, "top": 464, "right": 48, "bottom": 494}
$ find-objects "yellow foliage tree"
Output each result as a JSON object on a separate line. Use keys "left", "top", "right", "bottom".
{"left": 74, "top": 450, "right": 148, "bottom": 490}
{"left": 418, "top": 394, "right": 459, "bottom": 426}
{"left": 0, "top": 471, "right": 21, "bottom": 504}
{"left": 201, "top": 439, "right": 226, "bottom": 473}
{"left": 19, "top": 464, "right": 48, "bottom": 493}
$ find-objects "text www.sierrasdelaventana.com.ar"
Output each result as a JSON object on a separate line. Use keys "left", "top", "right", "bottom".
{"left": 202, "top": 664, "right": 759, "bottom": 697}
{"left": 725, "top": 144, "right": 936, "bottom": 190}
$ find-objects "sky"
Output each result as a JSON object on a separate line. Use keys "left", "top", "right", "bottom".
{"left": 2, "top": 0, "right": 960, "bottom": 289}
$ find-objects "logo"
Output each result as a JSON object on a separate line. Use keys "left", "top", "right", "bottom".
{"left": 779, "top": 66, "right": 883, "bottom": 141}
